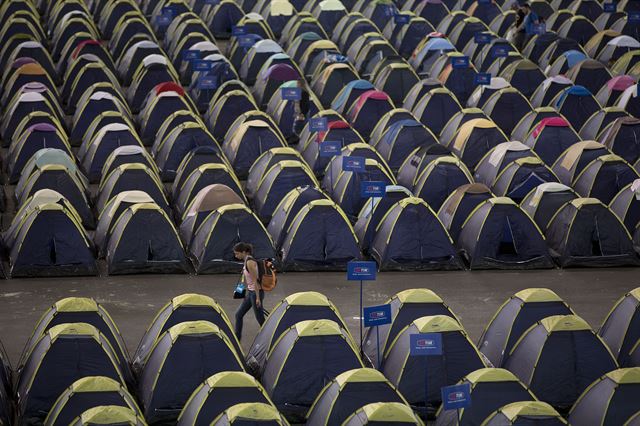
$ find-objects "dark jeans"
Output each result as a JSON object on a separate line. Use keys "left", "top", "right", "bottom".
{"left": 235, "top": 290, "right": 265, "bottom": 340}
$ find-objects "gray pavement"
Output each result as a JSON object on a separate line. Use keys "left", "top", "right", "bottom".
{"left": 0, "top": 268, "right": 637, "bottom": 366}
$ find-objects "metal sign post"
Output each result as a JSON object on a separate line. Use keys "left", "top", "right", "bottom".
{"left": 441, "top": 382, "right": 472, "bottom": 421}
{"left": 347, "top": 261, "right": 377, "bottom": 355}
{"left": 410, "top": 333, "right": 443, "bottom": 416}
{"left": 363, "top": 303, "right": 391, "bottom": 369}
{"left": 361, "top": 181, "right": 386, "bottom": 223}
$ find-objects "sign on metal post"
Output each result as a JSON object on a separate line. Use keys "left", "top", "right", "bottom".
{"left": 451, "top": 56, "right": 470, "bottom": 69}
{"left": 394, "top": 14, "right": 410, "bottom": 25}
{"left": 156, "top": 14, "right": 172, "bottom": 27}
{"left": 441, "top": 383, "right": 472, "bottom": 411}
{"left": 474, "top": 33, "right": 492, "bottom": 44}
{"left": 198, "top": 75, "right": 218, "bottom": 90}
{"left": 347, "top": 261, "right": 377, "bottom": 281}
{"left": 239, "top": 35, "right": 257, "bottom": 48}
{"left": 363, "top": 304, "right": 392, "bottom": 327}
{"left": 193, "top": 60, "right": 214, "bottom": 71}
{"left": 319, "top": 141, "right": 342, "bottom": 157}
{"left": 232, "top": 25, "right": 247, "bottom": 36}
{"left": 491, "top": 46, "right": 509, "bottom": 58}
{"left": 162, "top": 5, "right": 178, "bottom": 16}
{"left": 182, "top": 50, "right": 201, "bottom": 61}
{"left": 410, "top": 333, "right": 443, "bottom": 356}
{"left": 342, "top": 156, "right": 366, "bottom": 172}
{"left": 630, "top": 11, "right": 640, "bottom": 22}
{"left": 364, "top": 303, "right": 391, "bottom": 369}
{"left": 348, "top": 260, "right": 377, "bottom": 356}
{"left": 281, "top": 87, "right": 301, "bottom": 101}
{"left": 361, "top": 181, "right": 386, "bottom": 198}
{"left": 474, "top": 73, "right": 491, "bottom": 85}
{"left": 309, "top": 117, "right": 329, "bottom": 132}
{"left": 385, "top": 5, "right": 395, "bottom": 16}
{"left": 603, "top": 2, "right": 616, "bottom": 12}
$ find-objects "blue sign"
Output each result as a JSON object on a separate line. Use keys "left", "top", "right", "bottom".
{"left": 342, "top": 156, "right": 366, "bottom": 172}
{"left": 491, "top": 46, "right": 509, "bottom": 58}
{"left": 441, "top": 383, "right": 472, "bottom": 411}
{"left": 238, "top": 35, "right": 257, "bottom": 48}
{"left": 156, "top": 15, "right": 172, "bottom": 26}
{"left": 630, "top": 11, "right": 640, "bottom": 22}
{"left": 182, "top": 50, "right": 201, "bottom": 61}
{"left": 410, "top": 333, "right": 443, "bottom": 356}
{"left": 363, "top": 304, "right": 392, "bottom": 327}
{"left": 162, "top": 5, "right": 178, "bottom": 16}
{"left": 281, "top": 87, "right": 301, "bottom": 101}
{"left": 451, "top": 56, "right": 470, "bottom": 69}
{"left": 474, "top": 33, "right": 492, "bottom": 44}
{"left": 232, "top": 25, "right": 247, "bottom": 36}
{"left": 361, "top": 181, "right": 386, "bottom": 198}
{"left": 394, "top": 14, "right": 410, "bottom": 24}
{"left": 319, "top": 141, "right": 342, "bottom": 157}
{"left": 198, "top": 75, "right": 218, "bottom": 90}
{"left": 309, "top": 117, "right": 329, "bottom": 132}
{"left": 474, "top": 72, "right": 491, "bottom": 85}
{"left": 604, "top": 2, "right": 616, "bottom": 12}
{"left": 347, "top": 261, "right": 377, "bottom": 281}
{"left": 193, "top": 60, "right": 214, "bottom": 71}
{"left": 534, "top": 23, "right": 546, "bottom": 35}
{"left": 385, "top": 5, "right": 396, "bottom": 16}
{"left": 204, "top": 0, "right": 220, "bottom": 4}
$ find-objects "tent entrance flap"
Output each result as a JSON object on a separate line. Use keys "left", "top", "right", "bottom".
{"left": 499, "top": 217, "right": 518, "bottom": 256}
{"left": 591, "top": 216, "right": 603, "bottom": 256}
{"left": 50, "top": 238, "right": 57, "bottom": 264}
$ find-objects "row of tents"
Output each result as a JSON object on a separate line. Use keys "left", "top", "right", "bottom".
{"left": 1, "top": 288, "right": 639, "bottom": 424}
{"left": 3, "top": 0, "right": 640, "bottom": 276}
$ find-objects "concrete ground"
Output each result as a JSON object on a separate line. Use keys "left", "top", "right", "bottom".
{"left": 0, "top": 268, "right": 637, "bottom": 366}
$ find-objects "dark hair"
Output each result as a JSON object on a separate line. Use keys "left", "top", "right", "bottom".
{"left": 233, "top": 242, "right": 253, "bottom": 254}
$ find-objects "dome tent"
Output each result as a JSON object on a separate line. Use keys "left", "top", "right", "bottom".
{"left": 434, "top": 368, "right": 537, "bottom": 426}
{"left": 481, "top": 401, "right": 567, "bottom": 425}
{"left": 18, "top": 297, "right": 131, "bottom": 384}
{"left": 132, "top": 294, "right": 241, "bottom": 375}
{"left": 17, "top": 323, "right": 125, "bottom": 425}
{"left": 44, "top": 376, "right": 141, "bottom": 426}
{"left": 545, "top": 198, "right": 639, "bottom": 267}
{"left": 278, "top": 199, "right": 361, "bottom": 271}
{"left": 246, "top": 291, "right": 349, "bottom": 377}
{"left": 370, "top": 197, "right": 462, "bottom": 271}
{"left": 519, "top": 183, "right": 579, "bottom": 230}
{"left": 69, "top": 406, "right": 147, "bottom": 426}
{"left": 342, "top": 402, "right": 424, "bottom": 425}
{"left": 457, "top": 197, "right": 554, "bottom": 270}
{"left": 599, "top": 288, "right": 640, "bottom": 366}
{"left": 478, "top": 288, "right": 574, "bottom": 367}
{"left": 138, "top": 321, "right": 245, "bottom": 424}
{"left": 306, "top": 368, "right": 409, "bottom": 426}
{"left": 382, "top": 315, "right": 486, "bottom": 416}
{"left": 208, "top": 402, "right": 288, "bottom": 425}
{"left": 568, "top": 368, "right": 640, "bottom": 426}
{"left": 363, "top": 288, "right": 459, "bottom": 374}
{"left": 188, "top": 204, "right": 276, "bottom": 274}
{"left": 177, "top": 371, "right": 273, "bottom": 426}
{"left": 437, "top": 183, "right": 494, "bottom": 241}
{"left": 261, "top": 319, "right": 363, "bottom": 422}
{"left": 505, "top": 315, "right": 618, "bottom": 411}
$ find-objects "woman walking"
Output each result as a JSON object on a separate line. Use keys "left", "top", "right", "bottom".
{"left": 233, "top": 242, "right": 265, "bottom": 341}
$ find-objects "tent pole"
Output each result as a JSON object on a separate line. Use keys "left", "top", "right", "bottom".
{"left": 360, "top": 279, "right": 363, "bottom": 357}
